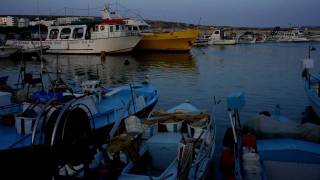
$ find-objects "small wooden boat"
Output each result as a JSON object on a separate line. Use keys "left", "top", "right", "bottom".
{"left": 106, "top": 102, "right": 216, "bottom": 180}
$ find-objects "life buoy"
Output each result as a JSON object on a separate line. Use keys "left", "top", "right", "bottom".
{"left": 100, "top": 26, "right": 105, "bottom": 31}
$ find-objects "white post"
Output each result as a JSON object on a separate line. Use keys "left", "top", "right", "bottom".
{"left": 228, "top": 110, "right": 237, "bottom": 143}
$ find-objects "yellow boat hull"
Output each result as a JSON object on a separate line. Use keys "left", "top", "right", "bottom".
{"left": 136, "top": 30, "right": 199, "bottom": 51}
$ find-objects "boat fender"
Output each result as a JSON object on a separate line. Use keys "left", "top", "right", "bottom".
{"left": 100, "top": 26, "right": 105, "bottom": 31}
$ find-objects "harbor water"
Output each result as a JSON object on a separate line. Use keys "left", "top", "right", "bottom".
{"left": 1, "top": 42, "right": 320, "bottom": 177}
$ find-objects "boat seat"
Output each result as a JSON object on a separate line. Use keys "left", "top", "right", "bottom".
{"left": 257, "top": 139, "right": 320, "bottom": 163}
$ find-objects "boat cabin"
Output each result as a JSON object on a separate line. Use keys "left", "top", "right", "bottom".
{"left": 47, "top": 25, "right": 89, "bottom": 40}
{"left": 46, "top": 19, "right": 138, "bottom": 41}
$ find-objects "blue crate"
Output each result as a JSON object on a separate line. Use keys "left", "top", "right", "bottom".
{"left": 227, "top": 92, "right": 245, "bottom": 110}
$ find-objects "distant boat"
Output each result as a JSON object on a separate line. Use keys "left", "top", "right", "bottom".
{"left": 221, "top": 92, "right": 320, "bottom": 180}
{"left": 269, "top": 27, "right": 309, "bottom": 42}
{"left": 255, "top": 33, "right": 267, "bottom": 43}
{"left": 208, "top": 29, "right": 236, "bottom": 45}
{"left": 136, "top": 30, "right": 199, "bottom": 51}
{"left": 237, "top": 32, "right": 256, "bottom": 44}
{"left": 194, "top": 34, "right": 211, "bottom": 46}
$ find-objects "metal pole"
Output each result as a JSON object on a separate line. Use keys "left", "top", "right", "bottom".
{"left": 309, "top": 45, "right": 311, "bottom": 59}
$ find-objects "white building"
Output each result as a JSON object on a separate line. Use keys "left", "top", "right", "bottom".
{"left": 18, "top": 18, "right": 30, "bottom": 28}
{"left": 56, "top": 17, "right": 80, "bottom": 25}
{"left": 0, "top": 16, "right": 18, "bottom": 26}
{"left": 30, "top": 20, "right": 56, "bottom": 27}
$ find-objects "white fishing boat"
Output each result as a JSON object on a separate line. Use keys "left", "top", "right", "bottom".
{"left": 208, "top": 29, "right": 236, "bottom": 45}
{"left": 5, "top": 7, "right": 142, "bottom": 54}
{"left": 104, "top": 102, "right": 216, "bottom": 180}
{"left": 272, "top": 28, "right": 309, "bottom": 42}
{"left": 237, "top": 32, "right": 256, "bottom": 44}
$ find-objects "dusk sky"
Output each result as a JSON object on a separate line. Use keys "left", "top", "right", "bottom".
{"left": 0, "top": 0, "right": 319, "bottom": 27}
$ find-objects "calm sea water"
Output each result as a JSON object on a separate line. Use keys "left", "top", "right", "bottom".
{"left": 1, "top": 42, "right": 320, "bottom": 176}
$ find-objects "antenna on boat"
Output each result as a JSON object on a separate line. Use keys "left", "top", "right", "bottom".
{"left": 37, "top": 0, "right": 44, "bottom": 89}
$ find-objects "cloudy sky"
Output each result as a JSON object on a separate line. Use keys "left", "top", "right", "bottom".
{"left": 0, "top": 0, "right": 319, "bottom": 27}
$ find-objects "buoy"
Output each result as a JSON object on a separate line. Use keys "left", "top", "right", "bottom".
{"left": 124, "top": 59, "right": 130, "bottom": 65}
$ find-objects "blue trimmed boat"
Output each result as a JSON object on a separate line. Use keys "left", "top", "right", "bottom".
{"left": 0, "top": 80, "right": 158, "bottom": 151}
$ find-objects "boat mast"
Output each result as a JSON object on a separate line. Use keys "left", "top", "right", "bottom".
{"left": 37, "top": 2, "right": 43, "bottom": 68}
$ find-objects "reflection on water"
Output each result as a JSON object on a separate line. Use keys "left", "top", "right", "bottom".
{"left": 2, "top": 42, "right": 320, "bottom": 177}
{"left": 42, "top": 52, "right": 198, "bottom": 86}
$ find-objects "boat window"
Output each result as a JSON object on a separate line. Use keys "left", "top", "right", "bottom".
{"left": 214, "top": 31, "right": 219, "bottom": 34}
{"left": 60, "top": 28, "right": 71, "bottom": 39}
{"left": 100, "top": 25, "right": 105, "bottom": 31}
{"left": 128, "top": 26, "right": 132, "bottom": 31}
{"left": 73, "top": 27, "right": 84, "bottom": 39}
{"left": 116, "top": 25, "right": 120, "bottom": 31}
{"left": 49, "top": 29, "right": 59, "bottom": 39}
{"left": 139, "top": 25, "right": 149, "bottom": 31}
{"left": 110, "top": 26, "right": 114, "bottom": 32}
{"left": 133, "top": 26, "right": 138, "bottom": 31}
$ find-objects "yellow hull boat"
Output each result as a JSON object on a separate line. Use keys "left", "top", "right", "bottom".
{"left": 136, "top": 29, "right": 199, "bottom": 51}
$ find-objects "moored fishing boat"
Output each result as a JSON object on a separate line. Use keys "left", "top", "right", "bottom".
{"left": 208, "top": 29, "right": 236, "bottom": 45}
{"left": 221, "top": 92, "right": 320, "bottom": 180}
{"left": 237, "top": 32, "right": 256, "bottom": 44}
{"left": 135, "top": 29, "right": 199, "bottom": 51}
{"left": 124, "top": 17, "right": 199, "bottom": 51}
{"left": 5, "top": 7, "right": 142, "bottom": 54}
{"left": 0, "top": 79, "right": 158, "bottom": 151}
{"left": 193, "top": 34, "right": 211, "bottom": 46}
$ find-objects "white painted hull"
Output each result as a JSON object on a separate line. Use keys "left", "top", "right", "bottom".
{"left": 6, "top": 36, "right": 142, "bottom": 54}
{"left": 210, "top": 39, "right": 236, "bottom": 45}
